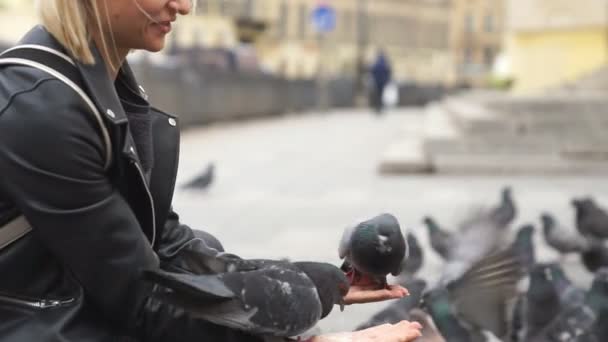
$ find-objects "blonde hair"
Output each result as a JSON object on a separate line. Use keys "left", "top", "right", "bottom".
{"left": 36, "top": 1, "right": 195, "bottom": 67}
{"left": 35, "top": 0, "right": 108, "bottom": 65}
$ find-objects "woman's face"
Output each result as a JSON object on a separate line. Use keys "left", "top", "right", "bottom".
{"left": 96, "top": 0, "right": 191, "bottom": 53}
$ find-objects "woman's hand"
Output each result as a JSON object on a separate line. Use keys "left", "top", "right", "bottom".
{"left": 310, "top": 320, "right": 423, "bottom": 342}
{"left": 343, "top": 284, "right": 409, "bottom": 305}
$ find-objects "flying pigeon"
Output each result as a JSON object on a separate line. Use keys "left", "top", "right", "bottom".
{"left": 143, "top": 260, "right": 349, "bottom": 337}
{"left": 400, "top": 232, "right": 424, "bottom": 280}
{"left": 541, "top": 212, "right": 591, "bottom": 257}
{"left": 572, "top": 197, "right": 608, "bottom": 240}
{"left": 339, "top": 213, "right": 407, "bottom": 288}
{"left": 423, "top": 216, "right": 454, "bottom": 260}
{"left": 421, "top": 245, "right": 526, "bottom": 341}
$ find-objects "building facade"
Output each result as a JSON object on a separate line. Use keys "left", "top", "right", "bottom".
{"left": 505, "top": 0, "right": 608, "bottom": 93}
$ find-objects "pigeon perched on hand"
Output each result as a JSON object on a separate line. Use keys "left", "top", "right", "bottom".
{"left": 572, "top": 197, "right": 608, "bottom": 240}
{"left": 143, "top": 260, "right": 349, "bottom": 337}
{"left": 541, "top": 212, "right": 591, "bottom": 257}
{"left": 339, "top": 213, "right": 407, "bottom": 289}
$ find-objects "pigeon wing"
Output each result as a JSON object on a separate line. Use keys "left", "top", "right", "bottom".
{"left": 143, "top": 269, "right": 236, "bottom": 302}
{"left": 447, "top": 249, "right": 525, "bottom": 339}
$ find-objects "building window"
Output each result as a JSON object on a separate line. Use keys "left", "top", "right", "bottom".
{"left": 484, "top": 46, "right": 494, "bottom": 66}
{"left": 243, "top": 0, "right": 253, "bottom": 18}
{"left": 464, "top": 46, "right": 473, "bottom": 65}
{"left": 465, "top": 12, "right": 474, "bottom": 33}
{"left": 298, "top": 3, "right": 307, "bottom": 39}
{"left": 484, "top": 14, "right": 494, "bottom": 32}
{"left": 278, "top": 0, "right": 288, "bottom": 39}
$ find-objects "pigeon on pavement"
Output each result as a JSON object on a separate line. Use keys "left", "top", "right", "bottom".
{"left": 541, "top": 212, "right": 591, "bottom": 257}
{"left": 572, "top": 197, "right": 608, "bottom": 240}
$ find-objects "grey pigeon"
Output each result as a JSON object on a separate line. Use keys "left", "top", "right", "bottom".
{"left": 421, "top": 246, "right": 526, "bottom": 341}
{"left": 528, "top": 267, "right": 608, "bottom": 342}
{"left": 143, "top": 260, "right": 349, "bottom": 337}
{"left": 339, "top": 213, "right": 407, "bottom": 288}
{"left": 512, "top": 224, "right": 536, "bottom": 270}
{"left": 184, "top": 163, "right": 215, "bottom": 189}
{"left": 408, "top": 308, "right": 447, "bottom": 342}
{"left": 520, "top": 263, "right": 566, "bottom": 340}
{"left": 581, "top": 242, "right": 608, "bottom": 273}
{"left": 572, "top": 197, "right": 608, "bottom": 239}
{"left": 541, "top": 212, "right": 591, "bottom": 256}
{"left": 423, "top": 216, "right": 454, "bottom": 260}
{"left": 354, "top": 278, "right": 427, "bottom": 330}
{"left": 400, "top": 232, "right": 424, "bottom": 279}
{"left": 439, "top": 208, "right": 511, "bottom": 284}
{"left": 490, "top": 186, "right": 517, "bottom": 227}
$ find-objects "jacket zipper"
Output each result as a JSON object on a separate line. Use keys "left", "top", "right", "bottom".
{"left": 0, "top": 293, "right": 74, "bottom": 309}
{"left": 131, "top": 160, "right": 156, "bottom": 246}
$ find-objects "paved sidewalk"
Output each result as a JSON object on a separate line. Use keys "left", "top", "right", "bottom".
{"left": 172, "top": 108, "right": 608, "bottom": 333}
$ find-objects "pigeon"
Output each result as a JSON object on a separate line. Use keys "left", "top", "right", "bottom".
{"left": 520, "top": 263, "right": 566, "bottom": 340}
{"left": 400, "top": 232, "right": 424, "bottom": 279}
{"left": 423, "top": 216, "right": 454, "bottom": 260}
{"left": 581, "top": 242, "right": 608, "bottom": 273}
{"left": 572, "top": 197, "right": 608, "bottom": 239}
{"left": 421, "top": 246, "right": 526, "bottom": 341}
{"left": 354, "top": 278, "right": 427, "bottom": 330}
{"left": 421, "top": 287, "right": 486, "bottom": 342}
{"left": 528, "top": 267, "right": 608, "bottom": 342}
{"left": 439, "top": 208, "right": 512, "bottom": 283}
{"left": 490, "top": 186, "right": 517, "bottom": 227}
{"left": 512, "top": 224, "right": 536, "bottom": 270}
{"left": 339, "top": 213, "right": 407, "bottom": 288}
{"left": 541, "top": 212, "right": 591, "bottom": 257}
{"left": 183, "top": 163, "right": 215, "bottom": 189}
{"left": 143, "top": 260, "right": 349, "bottom": 337}
{"left": 408, "top": 308, "right": 447, "bottom": 342}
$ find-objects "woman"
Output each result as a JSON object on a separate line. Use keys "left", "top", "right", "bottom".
{"left": 0, "top": 1, "right": 422, "bottom": 341}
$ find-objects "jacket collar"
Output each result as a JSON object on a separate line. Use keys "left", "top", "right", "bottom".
{"left": 18, "top": 26, "right": 146, "bottom": 127}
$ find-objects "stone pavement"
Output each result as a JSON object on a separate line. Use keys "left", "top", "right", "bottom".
{"left": 171, "top": 108, "right": 608, "bottom": 334}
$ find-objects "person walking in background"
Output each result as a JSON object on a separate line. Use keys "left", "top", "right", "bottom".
{"left": 369, "top": 49, "right": 392, "bottom": 113}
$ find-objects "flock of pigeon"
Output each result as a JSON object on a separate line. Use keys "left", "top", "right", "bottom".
{"left": 142, "top": 184, "right": 608, "bottom": 342}
{"left": 355, "top": 187, "right": 608, "bottom": 342}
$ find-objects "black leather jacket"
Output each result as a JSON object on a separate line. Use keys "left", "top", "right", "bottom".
{"left": 0, "top": 26, "right": 263, "bottom": 342}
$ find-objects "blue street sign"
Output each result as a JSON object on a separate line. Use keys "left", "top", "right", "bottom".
{"left": 311, "top": 4, "right": 336, "bottom": 33}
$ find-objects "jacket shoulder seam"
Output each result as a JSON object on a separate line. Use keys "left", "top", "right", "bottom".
{"left": 0, "top": 77, "right": 57, "bottom": 117}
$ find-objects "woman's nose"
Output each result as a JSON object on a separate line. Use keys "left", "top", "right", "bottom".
{"left": 168, "top": 0, "right": 192, "bottom": 15}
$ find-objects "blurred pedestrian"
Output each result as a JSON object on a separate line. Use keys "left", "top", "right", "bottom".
{"left": 0, "top": 1, "right": 420, "bottom": 342}
{"left": 369, "top": 49, "right": 393, "bottom": 113}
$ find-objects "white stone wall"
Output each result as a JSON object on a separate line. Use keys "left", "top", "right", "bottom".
{"left": 507, "top": 0, "right": 608, "bottom": 32}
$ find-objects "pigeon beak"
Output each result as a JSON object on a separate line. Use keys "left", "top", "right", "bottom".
{"left": 339, "top": 299, "right": 345, "bottom": 312}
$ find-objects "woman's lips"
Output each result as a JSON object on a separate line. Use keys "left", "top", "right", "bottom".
{"left": 154, "top": 21, "right": 172, "bottom": 34}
